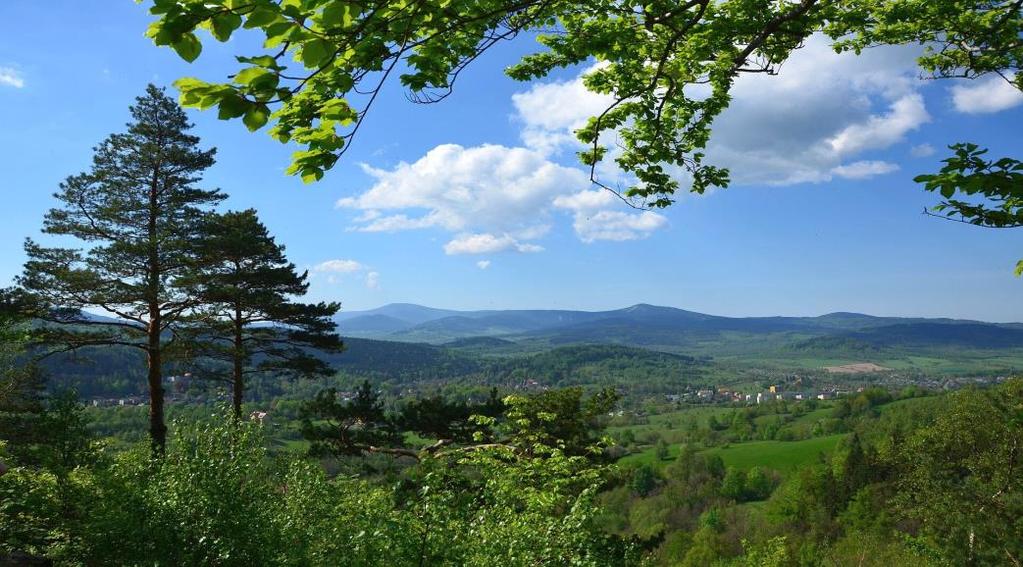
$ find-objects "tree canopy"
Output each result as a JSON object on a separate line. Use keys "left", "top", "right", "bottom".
{"left": 145, "top": 0, "right": 1022, "bottom": 212}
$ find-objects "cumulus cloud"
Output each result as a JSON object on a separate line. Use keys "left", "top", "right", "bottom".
{"left": 831, "top": 160, "right": 899, "bottom": 179}
{"left": 313, "top": 259, "right": 379, "bottom": 288}
{"left": 313, "top": 259, "right": 363, "bottom": 273}
{"left": 511, "top": 65, "right": 614, "bottom": 155}
{"left": 0, "top": 67, "right": 24, "bottom": 88}
{"left": 338, "top": 143, "right": 663, "bottom": 250}
{"left": 512, "top": 36, "right": 930, "bottom": 187}
{"left": 826, "top": 95, "right": 929, "bottom": 156}
{"left": 910, "top": 143, "right": 936, "bottom": 157}
{"left": 572, "top": 211, "right": 668, "bottom": 243}
{"left": 338, "top": 144, "right": 586, "bottom": 236}
{"left": 552, "top": 189, "right": 616, "bottom": 211}
{"left": 951, "top": 74, "right": 1023, "bottom": 114}
{"left": 476, "top": 260, "right": 491, "bottom": 270}
{"left": 443, "top": 233, "right": 544, "bottom": 255}
{"left": 552, "top": 188, "right": 667, "bottom": 242}
{"left": 341, "top": 35, "right": 940, "bottom": 254}
{"left": 704, "top": 38, "right": 928, "bottom": 185}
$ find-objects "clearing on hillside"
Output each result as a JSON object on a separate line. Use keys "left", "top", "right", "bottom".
{"left": 823, "top": 362, "right": 891, "bottom": 374}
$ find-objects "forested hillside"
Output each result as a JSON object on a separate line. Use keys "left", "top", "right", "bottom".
{"left": 4, "top": 0, "right": 1023, "bottom": 564}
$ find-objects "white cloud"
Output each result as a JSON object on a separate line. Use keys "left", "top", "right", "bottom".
{"left": 571, "top": 210, "right": 668, "bottom": 243}
{"left": 511, "top": 64, "right": 615, "bottom": 155}
{"left": 910, "top": 143, "right": 936, "bottom": 157}
{"left": 476, "top": 260, "right": 491, "bottom": 270}
{"left": 552, "top": 189, "right": 616, "bottom": 211}
{"left": 338, "top": 144, "right": 587, "bottom": 236}
{"left": 0, "top": 67, "right": 24, "bottom": 88}
{"left": 825, "top": 95, "right": 929, "bottom": 156}
{"left": 313, "top": 259, "right": 363, "bottom": 273}
{"left": 511, "top": 36, "right": 930, "bottom": 188}
{"left": 552, "top": 189, "right": 667, "bottom": 241}
{"left": 341, "top": 35, "right": 940, "bottom": 254}
{"left": 338, "top": 143, "right": 643, "bottom": 250}
{"left": 312, "top": 259, "right": 379, "bottom": 288}
{"left": 704, "top": 38, "right": 928, "bottom": 185}
{"left": 951, "top": 74, "right": 1023, "bottom": 114}
{"left": 443, "top": 233, "right": 544, "bottom": 255}
{"left": 830, "top": 160, "right": 899, "bottom": 179}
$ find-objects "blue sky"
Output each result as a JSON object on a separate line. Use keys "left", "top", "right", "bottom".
{"left": 1, "top": 1, "right": 1022, "bottom": 321}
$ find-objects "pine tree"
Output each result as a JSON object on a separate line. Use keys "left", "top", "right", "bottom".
{"left": 19, "top": 85, "right": 223, "bottom": 453}
{"left": 186, "top": 209, "right": 342, "bottom": 418}
{"left": 301, "top": 380, "right": 402, "bottom": 457}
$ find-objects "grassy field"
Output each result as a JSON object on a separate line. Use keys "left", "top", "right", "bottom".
{"left": 704, "top": 434, "right": 846, "bottom": 472}
{"left": 619, "top": 432, "right": 847, "bottom": 472}
{"left": 608, "top": 406, "right": 736, "bottom": 434}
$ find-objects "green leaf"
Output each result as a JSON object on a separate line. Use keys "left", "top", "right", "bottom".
{"left": 237, "top": 55, "right": 281, "bottom": 69}
{"left": 244, "top": 7, "right": 280, "bottom": 28}
{"left": 1015, "top": 259, "right": 1023, "bottom": 277}
{"left": 301, "top": 39, "right": 333, "bottom": 68}
{"left": 319, "top": 99, "right": 355, "bottom": 122}
{"left": 321, "top": 1, "right": 354, "bottom": 28}
{"left": 234, "top": 67, "right": 272, "bottom": 85}
{"left": 218, "top": 95, "right": 250, "bottom": 119}
{"left": 211, "top": 13, "right": 242, "bottom": 42}
{"left": 243, "top": 105, "right": 270, "bottom": 131}
{"left": 174, "top": 77, "right": 209, "bottom": 92}
{"left": 172, "top": 33, "right": 203, "bottom": 62}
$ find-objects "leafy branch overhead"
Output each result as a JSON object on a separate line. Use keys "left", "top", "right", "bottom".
{"left": 147, "top": 0, "right": 1022, "bottom": 216}
{"left": 914, "top": 144, "right": 1023, "bottom": 273}
{"left": 145, "top": 0, "right": 837, "bottom": 205}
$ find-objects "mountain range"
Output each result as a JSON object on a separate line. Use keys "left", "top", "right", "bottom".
{"left": 335, "top": 303, "right": 1023, "bottom": 353}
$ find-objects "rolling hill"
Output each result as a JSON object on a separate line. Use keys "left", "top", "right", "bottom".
{"left": 336, "top": 303, "right": 1023, "bottom": 354}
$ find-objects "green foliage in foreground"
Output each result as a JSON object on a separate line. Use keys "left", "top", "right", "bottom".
{"left": 0, "top": 409, "right": 638, "bottom": 566}
{"left": 4, "top": 380, "right": 1022, "bottom": 565}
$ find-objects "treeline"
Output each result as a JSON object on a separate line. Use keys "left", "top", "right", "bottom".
{"left": 39, "top": 340, "right": 707, "bottom": 402}
{"left": 0, "top": 385, "right": 640, "bottom": 565}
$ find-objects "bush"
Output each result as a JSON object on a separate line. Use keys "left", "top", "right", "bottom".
{"left": 2, "top": 411, "right": 640, "bottom": 566}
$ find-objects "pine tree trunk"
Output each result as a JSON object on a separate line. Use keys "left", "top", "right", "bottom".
{"left": 232, "top": 304, "right": 244, "bottom": 419}
{"left": 147, "top": 160, "right": 165, "bottom": 455}
{"left": 147, "top": 317, "right": 166, "bottom": 455}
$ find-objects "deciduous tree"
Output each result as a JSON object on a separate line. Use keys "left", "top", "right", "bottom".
{"left": 144, "top": 0, "right": 1023, "bottom": 271}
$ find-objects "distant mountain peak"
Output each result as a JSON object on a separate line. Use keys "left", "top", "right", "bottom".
{"left": 819, "top": 311, "right": 875, "bottom": 319}
{"left": 623, "top": 303, "right": 661, "bottom": 311}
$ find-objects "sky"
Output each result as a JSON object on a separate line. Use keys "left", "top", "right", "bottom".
{"left": 1, "top": 1, "right": 1022, "bottom": 321}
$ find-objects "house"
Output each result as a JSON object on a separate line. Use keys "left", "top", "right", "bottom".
{"left": 167, "top": 373, "right": 192, "bottom": 393}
